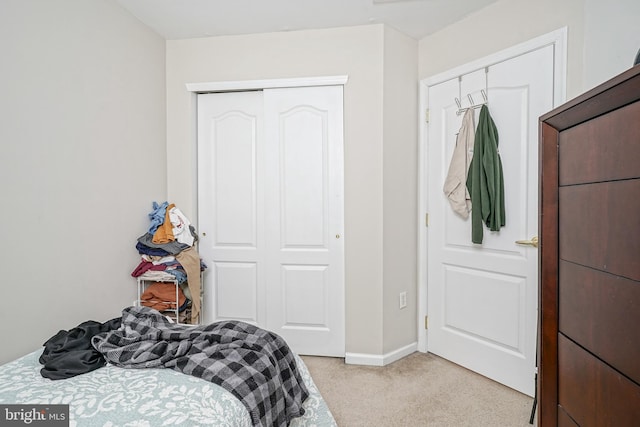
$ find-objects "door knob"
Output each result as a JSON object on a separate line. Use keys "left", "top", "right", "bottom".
{"left": 515, "top": 236, "right": 538, "bottom": 248}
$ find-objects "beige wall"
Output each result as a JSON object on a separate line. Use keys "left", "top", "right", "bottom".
{"left": 382, "top": 27, "right": 419, "bottom": 354}
{"left": 419, "top": 0, "right": 586, "bottom": 100}
{"left": 0, "top": 0, "right": 166, "bottom": 364}
{"left": 167, "top": 24, "right": 419, "bottom": 356}
{"left": 584, "top": 0, "right": 640, "bottom": 90}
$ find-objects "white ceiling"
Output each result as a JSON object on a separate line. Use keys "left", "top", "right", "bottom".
{"left": 116, "top": 0, "right": 498, "bottom": 41}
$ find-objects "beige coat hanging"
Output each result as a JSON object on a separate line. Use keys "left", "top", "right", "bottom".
{"left": 443, "top": 108, "right": 475, "bottom": 218}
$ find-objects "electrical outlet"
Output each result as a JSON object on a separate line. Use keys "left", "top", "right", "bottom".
{"left": 399, "top": 291, "right": 407, "bottom": 309}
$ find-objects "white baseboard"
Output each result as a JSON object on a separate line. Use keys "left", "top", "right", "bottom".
{"left": 345, "top": 342, "right": 418, "bottom": 366}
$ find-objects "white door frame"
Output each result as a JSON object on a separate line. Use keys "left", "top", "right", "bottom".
{"left": 417, "top": 29, "right": 567, "bottom": 353}
{"left": 186, "top": 75, "right": 349, "bottom": 93}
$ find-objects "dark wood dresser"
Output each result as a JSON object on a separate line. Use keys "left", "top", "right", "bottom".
{"left": 539, "top": 65, "right": 640, "bottom": 426}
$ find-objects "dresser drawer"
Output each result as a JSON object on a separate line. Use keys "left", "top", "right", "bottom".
{"left": 558, "top": 101, "right": 640, "bottom": 186}
{"left": 559, "top": 179, "right": 640, "bottom": 282}
{"left": 558, "top": 334, "right": 640, "bottom": 426}
{"left": 559, "top": 260, "right": 640, "bottom": 384}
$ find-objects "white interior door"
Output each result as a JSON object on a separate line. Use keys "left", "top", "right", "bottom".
{"left": 197, "top": 86, "right": 345, "bottom": 357}
{"left": 425, "top": 44, "right": 556, "bottom": 396}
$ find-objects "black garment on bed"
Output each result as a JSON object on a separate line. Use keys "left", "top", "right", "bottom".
{"left": 92, "top": 306, "right": 309, "bottom": 427}
{"left": 39, "top": 317, "right": 122, "bottom": 380}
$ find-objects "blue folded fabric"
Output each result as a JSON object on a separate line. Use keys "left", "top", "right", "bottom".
{"left": 147, "top": 201, "right": 168, "bottom": 234}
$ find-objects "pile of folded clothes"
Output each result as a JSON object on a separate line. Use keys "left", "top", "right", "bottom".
{"left": 132, "top": 201, "right": 207, "bottom": 324}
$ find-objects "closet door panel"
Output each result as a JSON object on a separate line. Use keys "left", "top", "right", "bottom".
{"left": 214, "top": 262, "right": 258, "bottom": 323}
{"left": 197, "top": 91, "right": 266, "bottom": 326}
{"left": 264, "top": 85, "right": 345, "bottom": 356}
{"left": 280, "top": 106, "right": 327, "bottom": 248}
{"left": 212, "top": 112, "right": 258, "bottom": 247}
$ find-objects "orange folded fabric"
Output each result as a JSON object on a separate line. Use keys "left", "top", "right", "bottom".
{"left": 152, "top": 203, "right": 176, "bottom": 244}
{"left": 140, "top": 282, "right": 186, "bottom": 312}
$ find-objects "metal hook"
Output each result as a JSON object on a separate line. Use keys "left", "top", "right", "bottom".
{"left": 467, "top": 94, "right": 474, "bottom": 106}
{"left": 484, "top": 67, "right": 489, "bottom": 100}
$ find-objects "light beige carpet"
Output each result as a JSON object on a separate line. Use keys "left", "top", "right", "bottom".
{"left": 301, "top": 352, "right": 536, "bottom": 427}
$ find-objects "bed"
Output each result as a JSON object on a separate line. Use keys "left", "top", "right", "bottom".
{"left": 0, "top": 307, "right": 337, "bottom": 427}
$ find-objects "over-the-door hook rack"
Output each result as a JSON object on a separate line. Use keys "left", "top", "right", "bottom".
{"left": 456, "top": 90, "right": 489, "bottom": 116}
{"left": 455, "top": 67, "right": 490, "bottom": 116}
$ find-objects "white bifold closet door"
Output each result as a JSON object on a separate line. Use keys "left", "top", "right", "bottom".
{"left": 197, "top": 86, "right": 345, "bottom": 357}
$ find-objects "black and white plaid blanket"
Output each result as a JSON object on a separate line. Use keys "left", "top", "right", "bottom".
{"left": 91, "top": 306, "right": 309, "bottom": 427}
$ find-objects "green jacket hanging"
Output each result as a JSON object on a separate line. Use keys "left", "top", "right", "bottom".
{"left": 466, "top": 104, "right": 505, "bottom": 244}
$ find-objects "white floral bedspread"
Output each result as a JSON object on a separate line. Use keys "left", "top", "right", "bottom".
{"left": 0, "top": 351, "right": 337, "bottom": 427}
